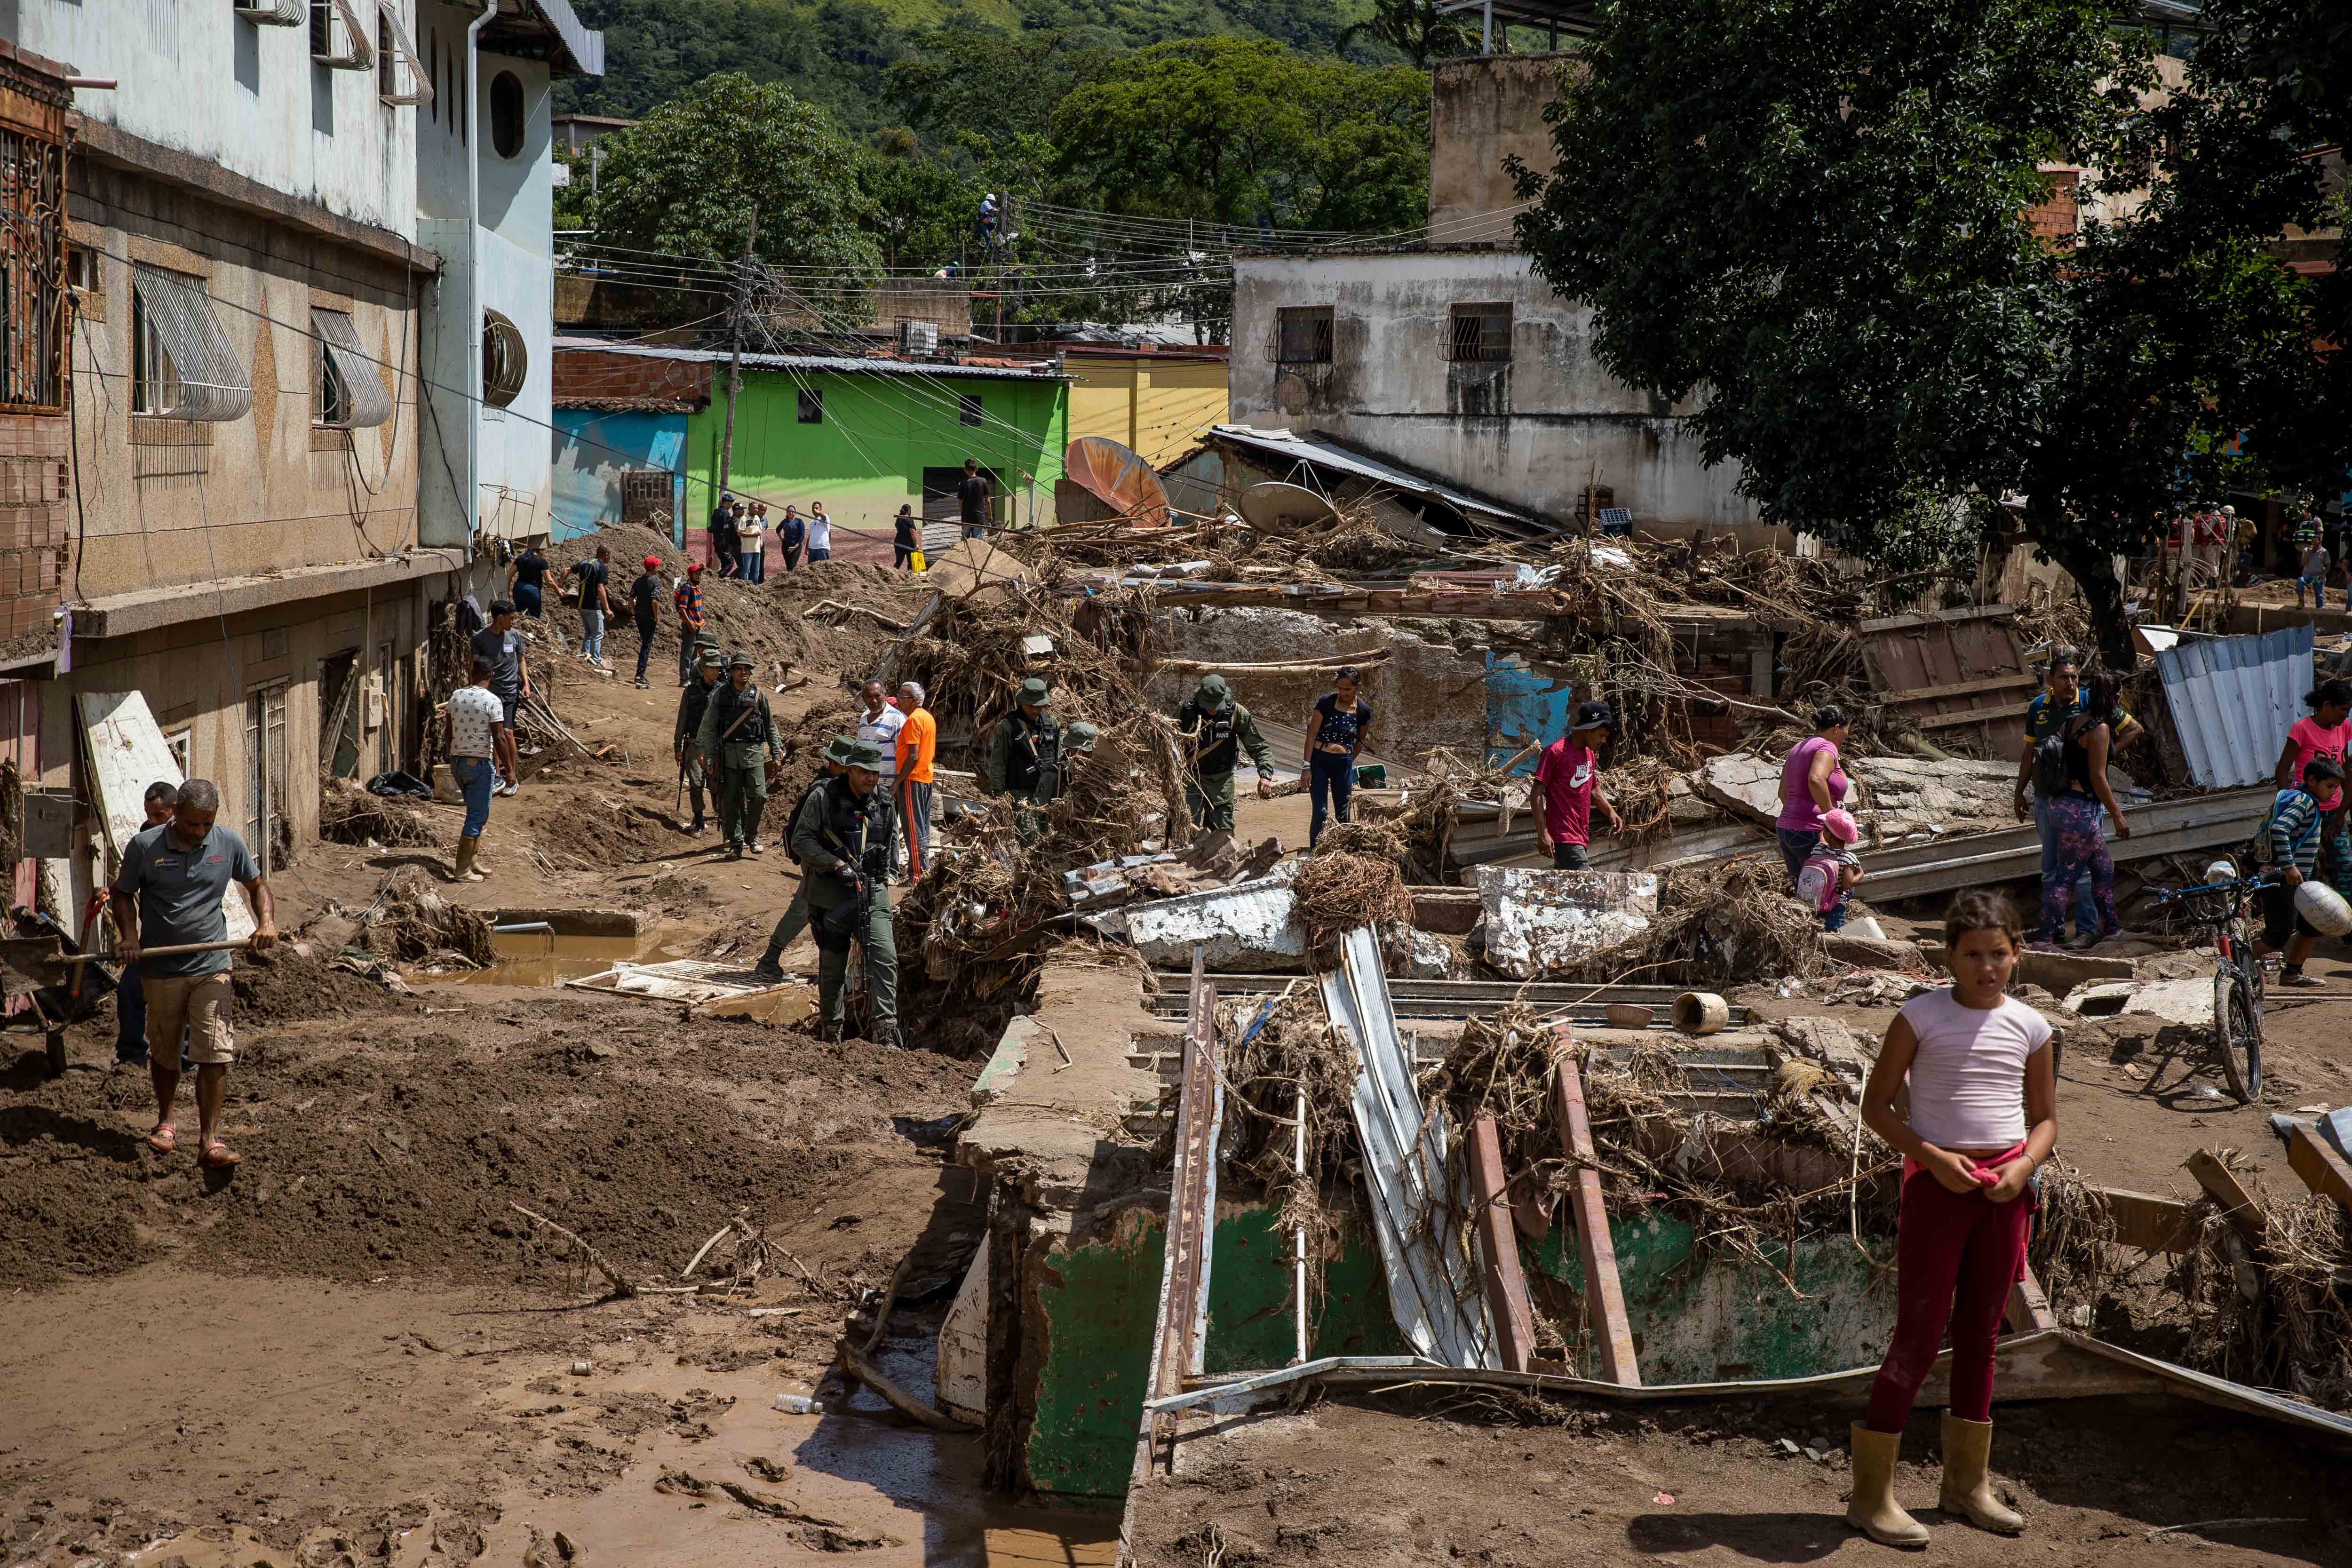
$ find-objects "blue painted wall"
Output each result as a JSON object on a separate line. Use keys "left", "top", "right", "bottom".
{"left": 551, "top": 409, "right": 687, "bottom": 544}
{"left": 1484, "top": 652, "right": 1581, "bottom": 773}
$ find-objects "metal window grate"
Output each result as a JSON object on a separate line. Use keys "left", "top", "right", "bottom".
{"left": 235, "top": 0, "right": 306, "bottom": 25}
{"left": 375, "top": 1, "right": 433, "bottom": 105}
{"left": 309, "top": 0, "right": 376, "bottom": 70}
{"left": 130, "top": 265, "right": 252, "bottom": 422}
{"left": 1446, "top": 302, "right": 1513, "bottom": 362}
{"left": 1274, "top": 305, "right": 1334, "bottom": 365}
{"left": 958, "top": 393, "right": 982, "bottom": 427}
{"left": 312, "top": 307, "right": 392, "bottom": 429}
{"left": 0, "top": 111, "right": 66, "bottom": 411}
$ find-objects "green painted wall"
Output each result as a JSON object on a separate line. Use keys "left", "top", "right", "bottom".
{"left": 1023, "top": 1197, "right": 1896, "bottom": 1506}
{"left": 684, "top": 365, "right": 1068, "bottom": 552}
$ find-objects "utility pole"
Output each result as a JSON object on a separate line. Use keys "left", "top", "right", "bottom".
{"left": 718, "top": 207, "right": 757, "bottom": 498}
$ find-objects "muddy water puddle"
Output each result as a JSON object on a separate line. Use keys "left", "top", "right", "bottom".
{"left": 406, "top": 928, "right": 820, "bottom": 1026}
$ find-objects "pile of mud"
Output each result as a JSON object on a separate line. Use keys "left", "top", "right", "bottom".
{"left": 0, "top": 1009, "right": 969, "bottom": 1290}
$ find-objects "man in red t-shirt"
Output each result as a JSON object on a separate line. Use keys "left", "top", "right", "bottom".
{"left": 1532, "top": 700, "right": 1624, "bottom": 869}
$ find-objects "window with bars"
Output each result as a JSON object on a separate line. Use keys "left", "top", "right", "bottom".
{"left": 313, "top": 307, "right": 392, "bottom": 429}
{"left": 1446, "top": 302, "right": 1513, "bottom": 362}
{"left": 0, "top": 117, "right": 65, "bottom": 410}
{"left": 1275, "top": 305, "right": 1334, "bottom": 365}
{"left": 129, "top": 265, "right": 252, "bottom": 421}
{"left": 958, "top": 393, "right": 983, "bottom": 427}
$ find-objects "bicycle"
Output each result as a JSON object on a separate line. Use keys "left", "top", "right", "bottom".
{"left": 2148, "top": 868, "right": 2272, "bottom": 1103}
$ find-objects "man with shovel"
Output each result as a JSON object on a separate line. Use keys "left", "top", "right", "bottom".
{"left": 109, "top": 778, "right": 277, "bottom": 1169}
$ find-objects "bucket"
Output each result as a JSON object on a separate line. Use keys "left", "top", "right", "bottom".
{"left": 2295, "top": 880, "right": 2352, "bottom": 938}
{"left": 1603, "top": 1003, "right": 1653, "bottom": 1030}
{"left": 1672, "top": 991, "right": 1729, "bottom": 1036}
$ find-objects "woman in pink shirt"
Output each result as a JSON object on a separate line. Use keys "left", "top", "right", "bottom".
{"left": 1848, "top": 889, "right": 2056, "bottom": 1547}
{"left": 2277, "top": 679, "right": 2352, "bottom": 902}
{"left": 1776, "top": 704, "right": 1851, "bottom": 886}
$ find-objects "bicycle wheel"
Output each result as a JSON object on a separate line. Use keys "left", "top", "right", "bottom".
{"left": 2212, "top": 960, "right": 2263, "bottom": 1103}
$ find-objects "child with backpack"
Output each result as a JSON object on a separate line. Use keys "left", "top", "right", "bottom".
{"left": 1848, "top": 888, "right": 2055, "bottom": 1547}
{"left": 2257, "top": 755, "right": 2344, "bottom": 988}
{"left": 1795, "top": 807, "right": 1864, "bottom": 930}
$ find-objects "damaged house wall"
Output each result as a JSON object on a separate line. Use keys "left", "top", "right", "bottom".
{"left": 1228, "top": 250, "right": 1760, "bottom": 533}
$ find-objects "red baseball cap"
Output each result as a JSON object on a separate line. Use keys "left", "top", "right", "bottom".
{"left": 685, "top": 560, "right": 704, "bottom": 574}
{"left": 643, "top": 554, "right": 661, "bottom": 570}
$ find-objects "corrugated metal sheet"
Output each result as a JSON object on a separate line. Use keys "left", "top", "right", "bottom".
{"left": 563, "top": 342, "right": 1071, "bottom": 382}
{"left": 2155, "top": 625, "right": 2315, "bottom": 788}
{"left": 1207, "top": 424, "right": 1545, "bottom": 532}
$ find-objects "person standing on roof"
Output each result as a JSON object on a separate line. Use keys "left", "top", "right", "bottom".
{"left": 896, "top": 681, "right": 937, "bottom": 878}
{"left": 796, "top": 739, "right": 899, "bottom": 1048}
{"left": 1533, "top": 700, "right": 1623, "bottom": 869}
{"left": 629, "top": 554, "right": 663, "bottom": 689}
{"left": 1178, "top": 674, "right": 1275, "bottom": 837}
{"left": 674, "top": 644, "right": 723, "bottom": 835}
{"left": 754, "top": 736, "right": 854, "bottom": 983}
{"left": 982, "top": 677, "right": 1062, "bottom": 846}
{"left": 111, "top": 778, "right": 277, "bottom": 1170}
{"left": 697, "top": 652, "right": 783, "bottom": 860}
{"left": 956, "top": 458, "right": 991, "bottom": 542}
{"left": 1302, "top": 664, "right": 1374, "bottom": 847}
{"left": 674, "top": 561, "right": 710, "bottom": 687}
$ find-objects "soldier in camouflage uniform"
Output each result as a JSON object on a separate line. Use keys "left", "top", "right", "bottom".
{"left": 1177, "top": 674, "right": 1275, "bottom": 834}
{"left": 982, "top": 677, "right": 1061, "bottom": 846}
{"left": 672, "top": 645, "right": 724, "bottom": 834}
{"left": 794, "top": 738, "right": 899, "bottom": 1047}
{"left": 754, "top": 736, "right": 853, "bottom": 982}
{"left": 695, "top": 653, "right": 782, "bottom": 859}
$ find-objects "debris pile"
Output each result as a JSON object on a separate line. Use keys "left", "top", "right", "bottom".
{"left": 318, "top": 775, "right": 438, "bottom": 848}
{"left": 348, "top": 865, "right": 501, "bottom": 968}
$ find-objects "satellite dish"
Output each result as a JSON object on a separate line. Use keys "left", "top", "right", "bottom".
{"left": 1238, "top": 481, "right": 1337, "bottom": 534}
{"left": 1063, "top": 437, "right": 1172, "bottom": 527}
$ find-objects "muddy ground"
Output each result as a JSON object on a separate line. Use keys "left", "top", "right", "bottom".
{"left": 6, "top": 584, "right": 2352, "bottom": 1565}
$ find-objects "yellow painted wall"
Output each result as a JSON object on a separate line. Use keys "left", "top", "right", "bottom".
{"left": 1065, "top": 356, "right": 1228, "bottom": 469}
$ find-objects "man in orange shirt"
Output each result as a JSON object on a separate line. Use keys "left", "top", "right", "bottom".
{"left": 895, "top": 680, "right": 938, "bottom": 878}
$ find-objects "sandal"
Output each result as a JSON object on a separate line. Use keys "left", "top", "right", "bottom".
{"left": 199, "top": 1141, "right": 242, "bottom": 1168}
{"left": 147, "top": 1123, "right": 175, "bottom": 1154}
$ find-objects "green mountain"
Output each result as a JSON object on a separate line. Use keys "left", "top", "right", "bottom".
{"left": 555, "top": 0, "right": 1379, "bottom": 136}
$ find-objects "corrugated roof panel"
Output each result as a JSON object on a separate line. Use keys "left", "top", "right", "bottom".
{"left": 1208, "top": 424, "right": 1545, "bottom": 531}
{"left": 562, "top": 343, "right": 1070, "bottom": 382}
{"left": 2155, "top": 624, "right": 2315, "bottom": 789}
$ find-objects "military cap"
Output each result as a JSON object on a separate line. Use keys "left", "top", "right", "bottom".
{"left": 729, "top": 652, "right": 755, "bottom": 670}
{"left": 1017, "top": 677, "right": 1052, "bottom": 707}
{"left": 821, "top": 736, "right": 857, "bottom": 765}
{"left": 1194, "top": 674, "right": 1232, "bottom": 706}
{"left": 1066, "top": 720, "right": 1101, "bottom": 750}
{"left": 845, "top": 739, "right": 888, "bottom": 770}
{"left": 696, "top": 645, "right": 725, "bottom": 667}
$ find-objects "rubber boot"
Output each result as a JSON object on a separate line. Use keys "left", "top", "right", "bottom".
{"left": 1937, "top": 1414, "right": 2023, "bottom": 1534}
{"left": 1845, "top": 1424, "right": 1930, "bottom": 1548}
{"left": 453, "top": 837, "right": 485, "bottom": 883}
{"left": 753, "top": 949, "right": 787, "bottom": 983}
{"left": 872, "top": 1020, "right": 900, "bottom": 1050}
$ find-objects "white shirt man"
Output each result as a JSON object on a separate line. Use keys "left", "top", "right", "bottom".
{"left": 857, "top": 680, "right": 904, "bottom": 788}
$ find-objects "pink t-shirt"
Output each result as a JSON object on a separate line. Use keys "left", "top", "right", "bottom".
{"left": 2287, "top": 716, "right": 2350, "bottom": 786}
{"left": 1895, "top": 988, "right": 2051, "bottom": 1151}
{"left": 1534, "top": 740, "right": 1597, "bottom": 846}
{"left": 1777, "top": 735, "right": 1849, "bottom": 832}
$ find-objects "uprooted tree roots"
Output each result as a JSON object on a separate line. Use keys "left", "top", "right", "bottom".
{"left": 1582, "top": 856, "right": 1827, "bottom": 987}
{"left": 319, "top": 776, "right": 437, "bottom": 848}
{"left": 348, "top": 865, "right": 500, "bottom": 968}
{"left": 1291, "top": 852, "right": 1415, "bottom": 950}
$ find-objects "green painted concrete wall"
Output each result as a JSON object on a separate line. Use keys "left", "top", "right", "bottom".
{"left": 684, "top": 366, "right": 1067, "bottom": 551}
{"left": 1024, "top": 1197, "right": 1895, "bottom": 1506}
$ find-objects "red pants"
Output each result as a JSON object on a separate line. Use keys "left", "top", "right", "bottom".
{"left": 1864, "top": 1169, "right": 2034, "bottom": 1432}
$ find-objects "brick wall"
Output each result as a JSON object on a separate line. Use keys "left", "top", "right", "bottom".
{"left": 0, "top": 413, "right": 69, "bottom": 644}
{"left": 551, "top": 349, "right": 711, "bottom": 406}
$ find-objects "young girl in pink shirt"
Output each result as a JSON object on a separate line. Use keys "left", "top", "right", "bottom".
{"left": 1848, "top": 889, "right": 2056, "bottom": 1546}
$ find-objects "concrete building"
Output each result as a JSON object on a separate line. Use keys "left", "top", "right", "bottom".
{"left": 550, "top": 343, "right": 707, "bottom": 543}
{"left": 414, "top": 0, "right": 601, "bottom": 551}
{"left": 0, "top": 0, "right": 596, "bottom": 924}
{"left": 1226, "top": 45, "right": 1756, "bottom": 536}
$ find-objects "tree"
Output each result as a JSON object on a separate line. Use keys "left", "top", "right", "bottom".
{"left": 1337, "top": 0, "right": 1470, "bottom": 68}
{"left": 1512, "top": 0, "right": 2349, "bottom": 661}
{"left": 587, "top": 73, "right": 882, "bottom": 281}
{"left": 858, "top": 137, "right": 986, "bottom": 272}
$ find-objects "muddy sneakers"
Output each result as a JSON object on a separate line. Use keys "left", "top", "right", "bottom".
{"left": 753, "top": 953, "right": 787, "bottom": 983}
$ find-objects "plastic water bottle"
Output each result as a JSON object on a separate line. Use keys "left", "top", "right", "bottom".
{"left": 773, "top": 1393, "right": 822, "bottom": 1415}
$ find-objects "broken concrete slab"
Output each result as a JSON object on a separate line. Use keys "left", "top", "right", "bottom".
{"left": 1918, "top": 942, "right": 2134, "bottom": 993}
{"left": 1822, "top": 933, "right": 1929, "bottom": 972}
{"left": 1473, "top": 867, "right": 1658, "bottom": 979}
{"left": 1109, "top": 868, "right": 1306, "bottom": 973}
{"left": 2065, "top": 976, "right": 2215, "bottom": 1027}
{"left": 1699, "top": 754, "right": 1784, "bottom": 825}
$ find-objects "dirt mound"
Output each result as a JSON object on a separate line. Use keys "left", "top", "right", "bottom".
{"left": 232, "top": 947, "right": 420, "bottom": 1025}
{"left": 0, "top": 1007, "right": 971, "bottom": 1291}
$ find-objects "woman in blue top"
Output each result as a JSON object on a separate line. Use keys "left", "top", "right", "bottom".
{"left": 1303, "top": 666, "right": 1373, "bottom": 847}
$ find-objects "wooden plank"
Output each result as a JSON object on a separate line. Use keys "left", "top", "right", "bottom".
{"left": 79, "top": 691, "right": 256, "bottom": 943}
{"left": 1874, "top": 671, "right": 2040, "bottom": 708}
{"left": 1912, "top": 702, "right": 2037, "bottom": 733}
{"left": 2093, "top": 1186, "right": 2201, "bottom": 1255}
{"left": 1136, "top": 952, "right": 1220, "bottom": 1479}
{"left": 2188, "top": 1149, "right": 2269, "bottom": 1250}
{"left": 1468, "top": 1115, "right": 1539, "bottom": 1373}
{"left": 2283, "top": 1122, "right": 2352, "bottom": 1219}
{"left": 2004, "top": 1265, "right": 2059, "bottom": 1334}
{"left": 1552, "top": 1041, "right": 1641, "bottom": 1386}
{"left": 1858, "top": 603, "right": 2020, "bottom": 635}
